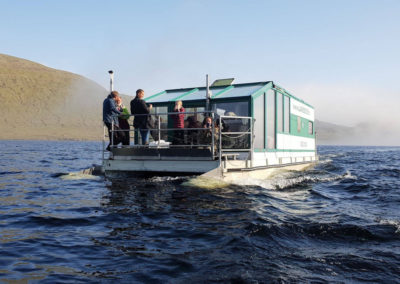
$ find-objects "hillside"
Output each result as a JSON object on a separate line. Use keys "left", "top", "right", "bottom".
{"left": 2, "top": 54, "right": 395, "bottom": 144}
{"left": 0, "top": 54, "right": 133, "bottom": 140}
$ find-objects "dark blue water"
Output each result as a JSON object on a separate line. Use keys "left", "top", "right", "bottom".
{"left": 0, "top": 141, "right": 399, "bottom": 283}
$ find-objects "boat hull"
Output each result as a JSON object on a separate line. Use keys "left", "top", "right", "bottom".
{"left": 103, "top": 158, "right": 315, "bottom": 181}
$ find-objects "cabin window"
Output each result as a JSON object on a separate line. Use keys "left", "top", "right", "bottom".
{"left": 266, "top": 89, "right": 276, "bottom": 149}
{"left": 213, "top": 101, "right": 250, "bottom": 150}
{"left": 308, "top": 121, "right": 313, "bottom": 135}
{"left": 284, "top": 96, "right": 290, "bottom": 133}
{"left": 277, "top": 92, "right": 283, "bottom": 133}
{"left": 253, "top": 93, "right": 265, "bottom": 149}
{"left": 297, "top": 117, "right": 301, "bottom": 133}
{"left": 152, "top": 106, "right": 168, "bottom": 140}
{"left": 183, "top": 107, "right": 205, "bottom": 131}
{"left": 212, "top": 101, "right": 249, "bottom": 117}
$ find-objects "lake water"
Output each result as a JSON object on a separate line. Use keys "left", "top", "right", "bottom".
{"left": 0, "top": 141, "right": 399, "bottom": 283}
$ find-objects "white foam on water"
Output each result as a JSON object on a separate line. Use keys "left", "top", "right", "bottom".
{"left": 322, "top": 153, "right": 345, "bottom": 159}
{"left": 148, "top": 176, "right": 184, "bottom": 182}
{"left": 182, "top": 176, "right": 231, "bottom": 189}
{"left": 318, "top": 158, "right": 333, "bottom": 165}
{"left": 60, "top": 172, "right": 100, "bottom": 180}
{"left": 232, "top": 169, "right": 356, "bottom": 190}
{"left": 343, "top": 170, "right": 357, "bottom": 179}
{"left": 233, "top": 177, "right": 275, "bottom": 190}
{"left": 378, "top": 219, "right": 400, "bottom": 234}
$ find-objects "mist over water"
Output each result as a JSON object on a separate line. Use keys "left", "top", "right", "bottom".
{"left": 0, "top": 141, "right": 399, "bottom": 283}
{"left": 296, "top": 84, "right": 400, "bottom": 146}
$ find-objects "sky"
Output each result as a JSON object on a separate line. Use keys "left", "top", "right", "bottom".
{"left": 1, "top": 0, "right": 400, "bottom": 129}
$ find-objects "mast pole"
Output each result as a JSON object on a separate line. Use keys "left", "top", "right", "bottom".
{"left": 108, "top": 70, "right": 114, "bottom": 92}
{"left": 206, "top": 74, "right": 210, "bottom": 115}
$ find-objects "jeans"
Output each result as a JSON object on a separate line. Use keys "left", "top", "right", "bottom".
{"left": 139, "top": 129, "right": 150, "bottom": 145}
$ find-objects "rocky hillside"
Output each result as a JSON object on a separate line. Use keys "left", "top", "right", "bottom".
{"left": 0, "top": 54, "right": 133, "bottom": 140}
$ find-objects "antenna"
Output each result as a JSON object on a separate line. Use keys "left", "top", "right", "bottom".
{"left": 206, "top": 74, "right": 211, "bottom": 113}
{"left": 108, "top": 70, "right": 114, "bottom": 92}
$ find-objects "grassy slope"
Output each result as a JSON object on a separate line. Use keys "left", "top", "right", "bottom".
{"left": 0, "top": 54, "right": 133, "bottom": 140}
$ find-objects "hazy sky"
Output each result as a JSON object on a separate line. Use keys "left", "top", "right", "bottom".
{"left": 2, "top": 0, "right": 400, "bottom": 127}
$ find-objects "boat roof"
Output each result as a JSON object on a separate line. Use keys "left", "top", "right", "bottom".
{"left": 146, "top": 81, "right": 270, "bottom": 103}
{"left": 145, "top": 80, "right": 313, "bottom": 108}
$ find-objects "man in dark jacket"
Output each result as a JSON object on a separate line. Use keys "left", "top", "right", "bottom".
{"left": 130, "top": 89, "right": 152, "bottom": 145}
{"left": 103, "top": 91, "right": 123, "bottom": 151}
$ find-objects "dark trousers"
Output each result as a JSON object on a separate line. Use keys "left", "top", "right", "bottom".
{"left": 172, "top": 129, "right": 184, "bottom": 145}
{"left": 118, "top": 119, "right": 130, "bottom": 146}
{"left": 121, "top": 129, "right": 130, "bottom": 145}
{"left": 105, "top": 122, "right": 125, "bottom": 150}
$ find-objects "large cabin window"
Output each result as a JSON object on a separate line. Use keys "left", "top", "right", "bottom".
{"left": 213, "top": 101, "right": 250, "bottom": 149}
{"left": 266, "top": 89, "right": 276, "bottom": 149}
{"left": 284, "top": 95, "right": 290, "bottom": 133}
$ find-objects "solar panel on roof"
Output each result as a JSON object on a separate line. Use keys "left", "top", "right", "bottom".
{"left": 211, "top": 78, "right": 235, "bottom": 87}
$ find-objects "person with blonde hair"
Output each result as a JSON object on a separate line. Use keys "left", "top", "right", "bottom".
{"left": 115, "top": 96, "right": 130, "bottom": 145}
{"left": 171, "top": 100, "right": 185, "bottom": 145}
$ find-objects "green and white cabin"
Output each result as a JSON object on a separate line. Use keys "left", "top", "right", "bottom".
{"left": 103, "top": 79, "right": 317, "bottom": 181}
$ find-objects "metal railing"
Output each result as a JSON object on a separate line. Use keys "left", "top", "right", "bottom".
{"left": 103, "top": 111, "right": 254, "bottom": 165}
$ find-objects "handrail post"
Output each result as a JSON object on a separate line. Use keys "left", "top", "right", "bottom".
{"left": 111, "top": 120, "right": 114, "bottom": 148}
{"left": 158, "top": 115, "right": 161, "bottom": 147}
{"left": 250, "top": 118, "right": 254, "bottom": 168}
{"left": 219, "top": 116, "right": 222, "bottom": 167}
{"left": 102, "top": 125, "right": 105, "bottom": 161}
{"left": 211, "top": 112, "right": 215, "bottom": 159}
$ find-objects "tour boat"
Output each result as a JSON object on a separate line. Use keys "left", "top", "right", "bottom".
{"left": 103, "top": 77, "right": 317, "bottom": 182}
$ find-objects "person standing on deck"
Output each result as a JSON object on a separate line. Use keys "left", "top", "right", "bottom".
{"left": 130, "top": 89, "right": 152, "bottom": 145}
{"left": 186, "top": 116, "right": 201, "bottom": 145}
{"left": 103, "top": 91, "right": 123, "bottom": 151}
{"left": 115, "top": 97, "right": 130, "bottom": 146}
{"left": 172, "top": 100, "right": 185, "bottom": 145}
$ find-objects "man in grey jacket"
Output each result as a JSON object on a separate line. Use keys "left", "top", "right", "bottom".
{"left": 103, "top": 91, "right": 124, "bottom": 151}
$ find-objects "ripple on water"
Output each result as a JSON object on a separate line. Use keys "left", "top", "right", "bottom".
{"left": 0, "top": 142, "right": 399, "bottom": 282}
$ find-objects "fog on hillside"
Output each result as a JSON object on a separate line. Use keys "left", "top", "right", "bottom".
{"left": 296, "top": 84, "right": 400, "bottom": 146}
